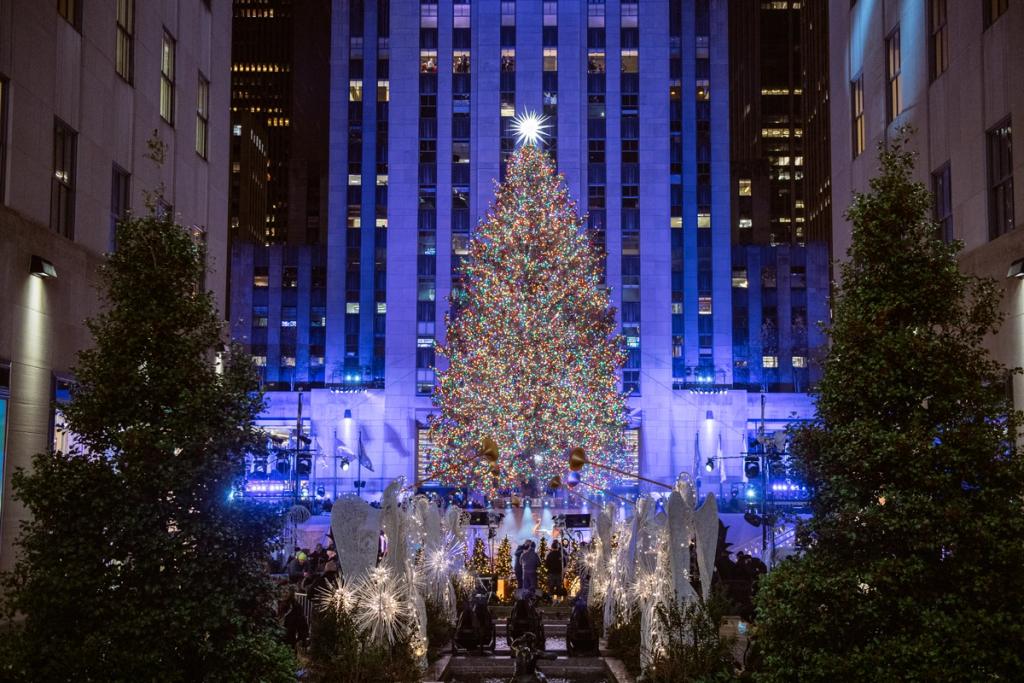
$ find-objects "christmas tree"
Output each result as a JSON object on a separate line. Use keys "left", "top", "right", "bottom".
{"left": 494, "top": 536, "right": 513, "bottom": 580}
{"left": 467, "top": 537, "right": 489, "bottom": 575}
{"left": 755, "top": 136, "right": 1024, "bottom": 679}
{"left": 426, "top": 134, "right": 627, "bottom": 495}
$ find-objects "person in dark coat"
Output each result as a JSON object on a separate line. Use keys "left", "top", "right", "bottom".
{"left": 545, "top": 544, "right": 564, "bottom": 600}
{"left": 520, "top": 541, "right": 540, "bottom": 597}
{"left": 514, "top": 541, "right": 527, "bottom": 587}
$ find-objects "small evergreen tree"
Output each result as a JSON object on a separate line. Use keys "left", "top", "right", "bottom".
{"left": 494, "top": 535, "right": 513, "bottom": 580}
{"left": 755, "top": 137, "right": 1024, "bottom": 680}
{"left": 0, "top": 213, "right": 295, "bottom": 681}
{"left": 468, "top": 537, "right": 489, "bottom": 574}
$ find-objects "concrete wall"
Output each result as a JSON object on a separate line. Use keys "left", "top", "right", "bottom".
{"left": 0, "top": 0, "right": 232, "bottom": 571}
{"left": 830, "top": 0, "right": 1024, "bottom": 400}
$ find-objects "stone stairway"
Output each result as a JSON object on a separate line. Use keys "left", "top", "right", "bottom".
{"left": 439, "top": 605, "right": 615, "bottom": 682}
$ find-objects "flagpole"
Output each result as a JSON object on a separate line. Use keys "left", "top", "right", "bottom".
{"left": 356, "top": 430, "right": 363, "bottom": 500}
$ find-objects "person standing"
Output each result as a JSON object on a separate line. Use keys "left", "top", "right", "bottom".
{"left": 514, "top": 541, "right": 527, "bottom": 588}
{"left": 520, "top": 541, "right": 540, "bottom": 598}
{"left": 545, "top": 543, "right": 564, "bottom": 601}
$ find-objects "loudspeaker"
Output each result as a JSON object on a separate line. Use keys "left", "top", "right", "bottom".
{"left": 564, "top": 513, "right": 591, "bottom": 528}
{"left": 468, "top": 511, "right": 490, "bottom": 526}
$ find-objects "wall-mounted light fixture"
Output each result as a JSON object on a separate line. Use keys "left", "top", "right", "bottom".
{"left": 30, "top": 255, "right": 57, "bottom": 279}
{"left": 1008, "top": 258, "right": 1024, "bottom": 278}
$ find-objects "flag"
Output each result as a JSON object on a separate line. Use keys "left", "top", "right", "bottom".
{"left": 358, "top": 429, "right": 374, "bottom": 472}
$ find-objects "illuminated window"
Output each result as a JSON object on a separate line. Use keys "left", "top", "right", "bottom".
{"left": 453, "top": 2, "right": 470, "bottom": 28}
{"left": 543, "top": 1, "right": 558, "bottom": 26}
{"left": 253, "top": 306, "right": 269, "bottom": 328}
{"left": 160, "top": 31, "right": 175, "bottom": 124}
{"left": 698, "top": 296, "right": 712, "bottom": 315}
{"left": 115, "top": 0, "right": 134, "bottom": 82}
{"left": 280, "top": 355, "right": 296, "bottom": 368}
{"left": 621, "top": 1, "right": 638, "bottom": 27}
{"left": 697, "top": 213, "right": 711, "bottom": 228}
{"left": 792, "top": 356, "right": 807, "bottom": 368}
{"left": 51, "top": 118, "right": 77, "bottom": 238}
{"left": 58, "top": 0, "right": 80, "bottom": 30}
{"left": 885, "top": 27, "right": 901, "bottom": 123}
{"left": 349, "top": 80, "right": 363, "bottom": 102}
{"left": 732, "top": 269, "right": 748, "bottom": 288}
{"left": 501, "top": 0, "right": 516, "bottom": 25}
{"left": 453, "top": 51, "right": 470, "bottom": 74}
{"left": 985, "top": 0, "right": 1009, "bottom": 27}
{"left": 988, "top": 119, "right": 1014, "bottom": 239}
{"left": 420, "top": 50, "right": 438, "bottom": 73}
{"left": 253, "top": 268, "right": 269, "bottom": 287}
{"left": 588, "top": 51, "right": 605, "bottom": 74}
{"left": 621, "top": 49, "right": 638, "bottom": 73}
{"left": 501, "top": 49, "right": 516, "bottom": 73}
{"left": 738, "top": 178, "right": 751, "bottom": 196}
{"left": 762, "top": 356, "right": 778, "bottom": 369}
{"left": 851, "top": 75, "right": 865, "bottom": 157}
{"left": 930, "top": 0, "right": 948, "bottom": 80}
{"left": 252, "top": 355, "right": 267, "bottom": 367}
{"left": 195, "top": 74, "right": 209, "bottom": 159}
{"left": 420, "top": 3, "right": 438, "bottom": 28}
{"left": 543, "top": 48, "right": 558, "bottom": 72}
{"left": 346, "top": 302, "right": 360, "bottom": 314}
{"left": 377, "top": 80, "right": 389, "bottom": 102}
{"left": 696, "top": 80, "right": 710, "bottom": 101}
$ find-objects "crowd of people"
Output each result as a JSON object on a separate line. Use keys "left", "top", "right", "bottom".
{"left": 512, "top": 538, "right": 580, "bottom": 604}
{"left": 272, "top": 540, "right": 340, "bottom": 652}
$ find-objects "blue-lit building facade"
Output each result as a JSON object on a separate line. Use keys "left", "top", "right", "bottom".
{"left": 231, "top": 0, "right": 821, "bottom": 500}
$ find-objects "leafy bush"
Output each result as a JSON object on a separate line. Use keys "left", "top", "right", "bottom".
{"left": 306, "top": 606, "right": 421, "bottom": 683}
{"left": 646, "top": 594, "right": 737, "bottom": 683}
{"left": 0, "top": 213, "right": 294, "bottom": 682}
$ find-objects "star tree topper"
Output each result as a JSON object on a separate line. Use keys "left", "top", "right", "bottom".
{"left": 510, "top": 109, "right": 551, "bottom": 147}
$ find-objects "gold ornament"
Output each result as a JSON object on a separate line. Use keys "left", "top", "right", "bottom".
{"left": 549, "top": 475, "right": 562, "bottom": 489}
{"left": 568, "top": 447, "right": 587, "bottom": 472}
{"left": 479, "top": 437, "right": 499, "bottom": 464}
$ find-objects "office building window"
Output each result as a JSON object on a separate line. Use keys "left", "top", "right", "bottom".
{"left": 929, "top": 0, "right": 948, "bottom": 80}
{"left": 196, "top": 74, "right": 209, "bottom": 158}
{"left": 885, "top": 27, "right": 901, "bottom": 123}
{"left": 116, "top": 0, "right": 134, "bottom": 83}
{"left": 57, "top": 0, "right": 80, "bottom": 30}
{"left": 988, "top": 119, "right": 1014, "bottom": 239}
{"left": 160, "top": 31, "right": 176, "bottom": 124}
{"left": 110, "top": 165, "right": 130, "bottom": 251}
{"left": 851, "top": 75, "right": 865, "bottom": 158}
{"left": 0, "top": 76, "right": 7, "bottom": 203}
{"left": 50, "top": 118, "right": 77, "bottom": 239}
{"left": 932, "top": 162, "right": 953, "bottom": 243}
{"left": 985, "top": 0, "right": 1009, "bottom": 27}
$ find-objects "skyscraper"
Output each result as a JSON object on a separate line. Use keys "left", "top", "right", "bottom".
{"left": 830, "top": 0, "right": 1024, "bottom": 404}
{"left": 0, "top": 0, "right": 232, "bottom": 570}
{"left": 230, "top": 0, "right": 331, "bottom": 245}
{"left": 233, "top": 0, "right": 820, "bottom": 498}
